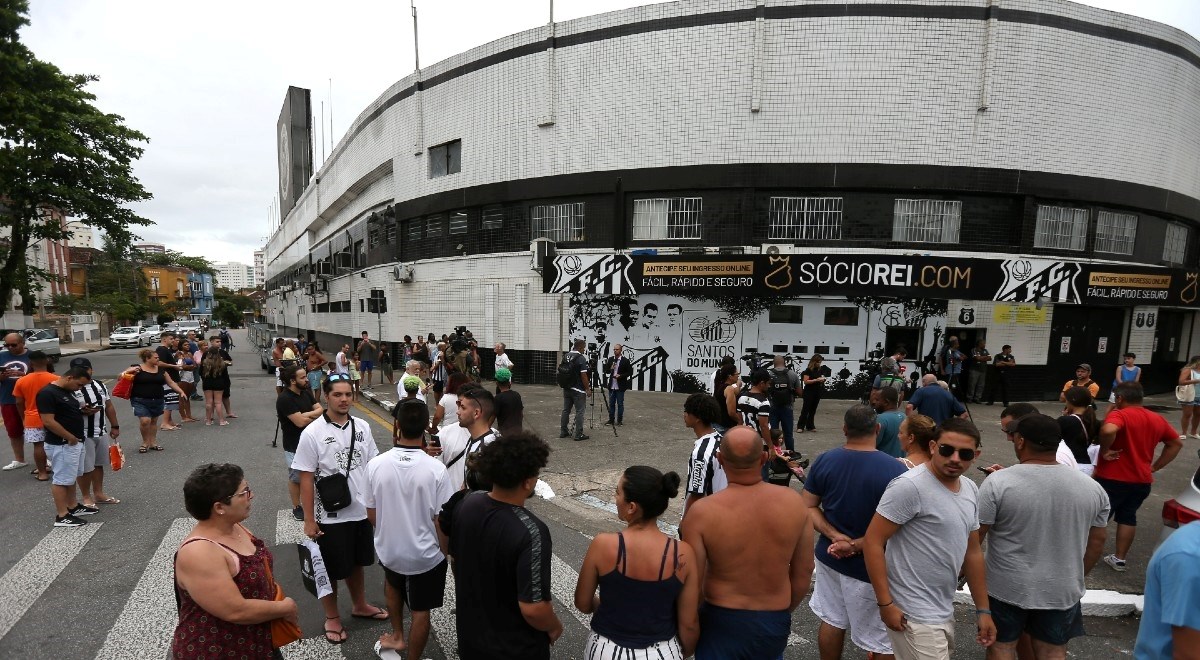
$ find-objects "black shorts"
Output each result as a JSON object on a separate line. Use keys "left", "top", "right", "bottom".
{"left": 991, "top": 597, "right": 1085, "bottom": 645}
{"left": 1095, "top": 478, "right": 1152, "bottom": 526}
{"left": 383, "top": 559, "right": 448, "bottom": 612}
{"left": 316, "top": 518, "right": 375, "bottom": 581}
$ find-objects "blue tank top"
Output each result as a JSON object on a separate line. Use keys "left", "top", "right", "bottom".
{"left": 590, "top": 533, "right": 683, "bottom": 649}
{"left": 1114, "top": 364, "right": 1139, "bottom": 386}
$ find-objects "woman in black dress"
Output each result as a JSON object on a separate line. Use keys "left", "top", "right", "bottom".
{"left": 797, "top": 354, "right": 828, "bottom": 432}
{"left": 122, "top": 348, "right": 185, "bottom": 453}
{"left": 201, "top": 346, "right": 232, "bottom": 426}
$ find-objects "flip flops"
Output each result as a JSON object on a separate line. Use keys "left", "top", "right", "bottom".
{"left": 324, "top": 617, "right": 347, "bottom": 645}
{"left": 351, "top": 606, "right": 389, "bottom": 621}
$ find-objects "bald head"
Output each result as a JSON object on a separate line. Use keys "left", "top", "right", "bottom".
{"left": 719, "top": 426, "right": 765, "bottom": 470}
{"left": 3, "top": 333, "right": 24, "bottom": 354}
{"left": 921, "top": 373, "right": 937, "bottom": 387}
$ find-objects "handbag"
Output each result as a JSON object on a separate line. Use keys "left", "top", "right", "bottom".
{"left": 262, "top": 550, "right": 303, "bottom": 648}
{"left": 314, "top": 417, "right": 357, "bottom": 511}
{"left": 108, "top": 443, "right": 125, "bottom": 471}
{"left": 1178, "top": 384, "right": 1196, "bottom": 403}
{"left": 111, "top": 371, "right": 135, "bottom": 400}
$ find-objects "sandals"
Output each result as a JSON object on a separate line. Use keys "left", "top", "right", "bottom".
{"left": 138, "top": 447, "right": 149, "bottom": 454}
{"left": 351, "top": 606, "right": 389, "bottom": 621}
{"left": 219, "top": 421, "right": 229, "bottom": 426}
{"left": 149, "top": 445, "right": 165, "bottom": 451}
{"left": 95, "top": 496, "right": 121, "bottom": 504}
{"left": 324, "top": 616, "right": 347, "bottom": 645}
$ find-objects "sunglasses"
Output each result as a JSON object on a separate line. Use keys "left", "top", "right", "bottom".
{"left": 3, "top": 343, "right": 19, "bottom": 348}
{"left": 326, "top": 373, "right": 352, "bottom": 382}
{"left": 937, "top": 444, "right": 977, "bottom": 461}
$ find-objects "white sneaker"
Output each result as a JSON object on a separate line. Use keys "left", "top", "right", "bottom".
{"left": 1103, "top": 554, "right": 1127, "bottom": 572}
{"left": 1181, "top": 435, "right": 1188, "bottom": 441}
{"left": 2, "top": 460, "right": 28, "bottom": 471}
{"left": 1190, "top": 434, "right": 1200, "bottom": 440}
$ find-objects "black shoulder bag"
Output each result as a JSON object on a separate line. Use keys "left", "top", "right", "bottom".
{"left": 315, "top": 417, "right": 357, "bottom": 511}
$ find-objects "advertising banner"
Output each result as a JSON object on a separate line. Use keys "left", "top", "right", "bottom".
{"left": 277, "top": 86, "right": 314, "bottom": 220}
{"left": 545, "top": 253, "right": 1200, "bottom": 308}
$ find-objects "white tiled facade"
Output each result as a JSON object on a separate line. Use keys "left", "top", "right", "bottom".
{"left": 265, "top": 0, "right": 1200, "bottom": 390}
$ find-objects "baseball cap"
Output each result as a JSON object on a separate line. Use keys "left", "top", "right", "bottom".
{"left": 495, "top": 367, "right": 512, "bottom": 383}
{"left": 69, "top": 357, "right": 92, "bottom": 369}
{"left": 1076, "top": 363, "right": 1092, "bottom": 372}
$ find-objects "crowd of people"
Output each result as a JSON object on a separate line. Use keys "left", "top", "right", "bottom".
{"left": 5, "top": 325, "right": 1199, "bottom": 659}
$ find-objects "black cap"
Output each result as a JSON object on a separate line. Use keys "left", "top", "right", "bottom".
{"left": 69, "top": 357, "right": 92, "bottom": 369}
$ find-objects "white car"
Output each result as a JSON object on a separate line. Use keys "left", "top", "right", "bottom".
{"left": 142, "top": 325, "right": 162, "bottom": 343}
{"left": 110, "top": 326, "right": 147, "bottom": 348}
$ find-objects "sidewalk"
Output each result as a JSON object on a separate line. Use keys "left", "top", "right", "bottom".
{"left": 61, "top": 340, "right": 112, "bottom": 356}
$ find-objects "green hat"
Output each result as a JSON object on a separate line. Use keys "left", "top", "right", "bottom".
{"left": 495, "top": 367, "right": 512, "bottom": 382}
{"left": 402, "top": 375, "right": 422, "bottom": 391}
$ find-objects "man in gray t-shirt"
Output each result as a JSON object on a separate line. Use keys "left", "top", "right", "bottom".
{"left": 864, "top": 418, "right": 996, "bottom": 659}
{"left": 978, "top": 413, "right": 1110, "bottom": 656}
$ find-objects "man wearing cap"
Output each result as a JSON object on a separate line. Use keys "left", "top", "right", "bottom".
{"left": 70, "top": 357, "right": 122, "bottom": 507}
{"left": 1059, "top": 364, "right": 1099, "bottom": 402}
{"left": 493, "top": 368, "right": 523, "bottom": 436}
{"left": 977, "top": 413, "right": 1110, "bottom": 658}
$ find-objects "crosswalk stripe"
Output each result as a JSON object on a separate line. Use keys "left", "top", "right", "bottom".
{"left": 95, "top": 517, "right": 192, "bottom": 660}
{"left": 432, "top": 564, "right": 460, "bottom": 660}
{"left": 551, "top": 553, "right": 591, "bottom": 628}
{"left": 276, "top": 507, "right": 306, "bottom": 545}
{"left": 0, "top": 523, "right": 102, "bottom": 642}
{"left": 281, "top": 637, "right": 347, "bottom": 659}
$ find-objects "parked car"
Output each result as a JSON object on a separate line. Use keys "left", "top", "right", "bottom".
{"left": 0, "top": 329, "right": 61, "bottom": 362}
{"left": 174, "top": 320, "right": 202, "bottom": 335}
{"left": 109, "top": 326, "right": 147, "bottom": 348}
{"left": 259, "top": 337, "right": 290, "bottom": 372}
{"left": 142, "top": 325, "right": 162, "bottom": 343}
{"left": 1159, "top": 448, "right": 1200, "bottom": 546}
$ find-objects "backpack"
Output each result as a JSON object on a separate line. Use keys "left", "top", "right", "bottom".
{"left": 556, "top": 352, "right": 581, "bottom": 389}
{"left": 768, "top": 369, "right": 794, "bottom": 407}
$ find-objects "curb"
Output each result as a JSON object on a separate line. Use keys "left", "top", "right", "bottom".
{"left": 360, "top": 387, "right": 397, "bottom": 414}
{"left": 61, "top": 346, "right": 113, "bottom": 357}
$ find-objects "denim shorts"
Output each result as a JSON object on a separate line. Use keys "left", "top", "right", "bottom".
{"left": 991, "top": 597, "right": 1084, "bottom": 645}
{"left": 131, "top": 396, "right": 164, "bottom": 419}
{"left": 284, "top": 450, "right": 300, "bottom": 484}
{"left": 44, "top": 442, "right": 85, "bottom": 486}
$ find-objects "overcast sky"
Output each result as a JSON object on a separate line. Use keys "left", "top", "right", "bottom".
{"left": 19, "top": 0, "right": 1199, "bottom": 267}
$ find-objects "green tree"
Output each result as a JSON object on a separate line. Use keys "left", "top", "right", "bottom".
{"left": 0, "top": 0, "right": 152, "bottom": 314}
{"left": 213, "top": 287, "right": 254, "bottom": 328}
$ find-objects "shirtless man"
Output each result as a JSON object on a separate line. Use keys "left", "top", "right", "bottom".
{"left": 682, "top": 426, "right": 815, "bottom": 659}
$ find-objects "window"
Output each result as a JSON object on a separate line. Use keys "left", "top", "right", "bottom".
{"left": 428, "top": 140, "right": 461, "bottom": 178}
{"left": 150, "top": 276, "right": 160, "bottom": 291}
{"left": 633, "top": 197, "right": 702, "bottom": 240}
{"left": 769, "top": 197, "right": 843, "bottom": 240}
{"left": 384, "top": 221, "right": 397, "bottom": 244}
{"left": 354, "top": 240, "right": 365, "bottom": 268}
{"left": 1164, "top": 222, "right": 1189, "bottom": 264}
{"left": 531, "top": 203, "right": 585, "bottom": 242}
{"left": 1094, "top": 211, "right": 1138, "bottom": 255}
{"left": 368, "top": 222, "right": 381, "bottom": 248}
{"left": 482, "top": 206, "right": 504, "bottom": 230}
{"left": 1034, "top": 205, "right": 1088, "bottom": 251}
{"left": 768, "top": 305, "right": 803, "bottom": 324}
{"left": 824, "top": 307, "right": 860, "bottom": 326}
{"left": 449, "top": 211, "right": 468, "bottom": 235}
{"left": 892, "top": 199, "right": 961, "bottom": 243}
{"left": 407, "top": 219, "right": 422, "bottom": 242}
{"left": 426, "top": 215, "right": 444, "bottom": 237}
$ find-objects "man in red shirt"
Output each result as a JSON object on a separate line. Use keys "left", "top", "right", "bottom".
{"left": 1094, "top": 382, "right": 1183, "bottom": 572}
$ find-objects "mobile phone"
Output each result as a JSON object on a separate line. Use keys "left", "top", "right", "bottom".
{"left": 428, "top": 434, "right": 440, "bottom": 448}
{"left": 977, "top": 466, "right": 995, "bottom": 474}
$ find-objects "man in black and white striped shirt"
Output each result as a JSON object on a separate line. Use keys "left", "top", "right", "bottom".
{"left": 683, "top": 393, "right": 726, "bottom": 524}
{"left": 70, "top": 358, "right": 121, "bottom": 507}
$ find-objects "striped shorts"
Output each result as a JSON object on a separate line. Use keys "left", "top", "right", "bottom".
{"left": 584, "top": 631, "right": 683, "bottom": 660}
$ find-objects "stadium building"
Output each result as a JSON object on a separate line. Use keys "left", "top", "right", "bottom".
{"left": 264, "top": 0, "right": 1200, "bottom": 401}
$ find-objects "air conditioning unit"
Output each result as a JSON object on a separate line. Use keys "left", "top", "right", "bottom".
{"left": 392, "top": 264, "right": 414, "bottom": 283}
{"left": 315, "top": 279, "right": 328, "bottom": 293}
{"left": 761, "top": 243, "right": 801, "bottom": 255}
{"left": 315, "top": 261, "right": 333, "bottom": 277}
{"left": 308, "top": 273, "right": 318, "bottom": 283}
{"left": 530, "top": 238, "right": 556, "bottom": 273}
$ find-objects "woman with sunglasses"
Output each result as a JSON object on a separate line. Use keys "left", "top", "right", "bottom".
{"left": 574, "top": 466, "right": 700, "bottom": 658}
{"left": 172, "top": 463, "right": 297, "bottom": 660}
{"left": 121, "top": 349, "right": 185, "bottom": 453}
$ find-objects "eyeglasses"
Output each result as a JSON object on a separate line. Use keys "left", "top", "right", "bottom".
{"left": 326, "top": 373, "right": 351, "bottom": 382}
{"left": 3, "top": 343, "right": 19, "bottom": 348}
{"left": 223, "top": 485, "right": 252, "bottom": 503}
{"left": 937, "top": 444, "right": 977, "bottom": 461}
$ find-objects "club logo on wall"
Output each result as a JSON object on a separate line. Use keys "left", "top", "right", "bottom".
{"left": 550, "top": 255, "right": 635, "bottom": 294}
{"left": 688, "top": 316, "right": 737, "bottom": 344}
{"left": 764, "top": 256, "right": 793, "bottom": 291}
{"left": 958, "top": 307, "right": 975, "bottom": 325}
{"left": 995, "top": 259, "right": 1081, "bottom": 304}
{"left": 1136, "top": 312, "right": 1146, "bottom": 328}
{"left": 1147, "top": 312, "right": 1156, "bottom": 328}
{"left": 1183, "top": 273, "right": 1198, "bottom": 305}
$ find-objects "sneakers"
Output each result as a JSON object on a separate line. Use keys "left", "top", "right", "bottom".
{"left": 71, "top": 504, "right": 100, "bottom": 516}
{"left": 54, "top": 514, "right": 88, "bottom": 527}
{"left": 2, "top": 460, "right": 28, "bottom": 471}
{"left": 292, "top": 505, "right": 304, "bottom": 521}
{"left": 1103, "top": 554, "right": 1127, "bottom": 572}
{"left": 604, "top": 420, "right": 614, "bottom": 425}
{"left": 574, "top": 434, "right": 590, "bottom": 441}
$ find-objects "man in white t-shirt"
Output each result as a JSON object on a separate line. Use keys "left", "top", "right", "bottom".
{"left": 334, "top": 344, "right": 350, "bottom": 376}
{"left": 365, "top": 398, "right": 453, "bottom": 658}
{"left": 494, "top": 342, "right": 515, "bottom": 382}
{"left": 293, "top": 374, "right": 384, "bottom": 644}
{"left": 396, "top": 361, "right": 429, "bottom": 403}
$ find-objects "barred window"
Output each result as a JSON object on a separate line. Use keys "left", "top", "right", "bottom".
{"left": 482, "top": 206, "right": 504, "bottom": 230}
{"left": 384, "top": 221, "right": 396, "bottom": 244}
{"left": 891, "top": 200, "right": 961, "bottom": 243}
{"left": 428, "top": 140, "right": 461, "bottom": 178}
{"left": 368, "top": 223, "right": 381, "bottom": 248}
{"left": 1164, "top": 222, "right": 1189, "bottom": 264}
{"left": 1094, "top": 211, "right": 1138, "bottom": 255}
{"left": 769, "top": 197, "right": 842, "bottom": 240}
{"left": 531, "top": 203, "right": 585, "bottom": 242}
{"left": 633, "top": 197, "right": 702, "bottom": 240}
{"left": 407, "top": 219, "right": 422, "bottom": 242}
{"left": 426, "top": 215, "right": 444, "bottom": 237}
{"left": 449, "top": 211, "right": 468, "bottom": 235}
{"left": 1034, "top": 205, "right": 1088, "bottom": 251}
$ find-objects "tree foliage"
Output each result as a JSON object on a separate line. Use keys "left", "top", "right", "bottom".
{"left": 0, "top": 0, "right": 152, "bottom": 313}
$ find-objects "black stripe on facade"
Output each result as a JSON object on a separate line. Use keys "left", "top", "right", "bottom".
{"left": 319, "top": 4, "right": 1200, "bottom": 172}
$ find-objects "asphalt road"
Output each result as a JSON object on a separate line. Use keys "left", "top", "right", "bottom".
{"left": 0, "top": 330, "right": 1158, "bottom": 658}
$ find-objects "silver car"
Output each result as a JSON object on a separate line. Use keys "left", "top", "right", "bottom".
{"left": 110, "top": 326, "right": 147, "bottom": 348}
{"left": 1159, "top": 449, "right": 1200, "bottom": 545}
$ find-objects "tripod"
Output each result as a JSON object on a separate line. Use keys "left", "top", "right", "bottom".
{"left": 588, "top": 382, "right": 619, "bottom": 437}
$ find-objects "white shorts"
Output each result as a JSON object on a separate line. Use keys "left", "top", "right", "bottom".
{"left": 584, "top": 631, "right": 683, "bottom": 660}
{"left": 23, "top": 427, "right": 45, "bottom": 444}
{"left": 809, "top": 560, "right": 893, "bottom": 654}
{"left": 887, "top": 619, "right": 955, "bottom": 660}
{"left": 83, "top": 435, "right": 111, "bottom": 472}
